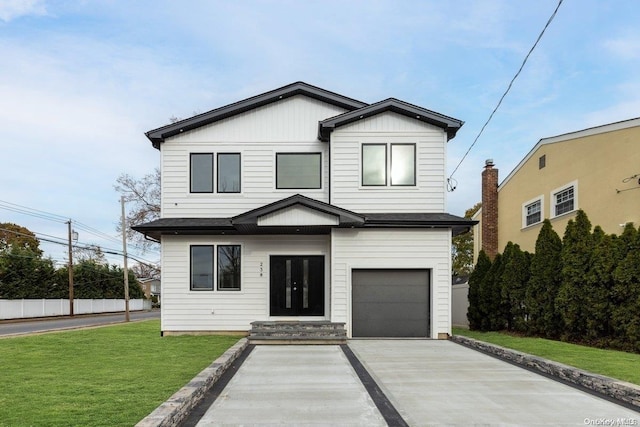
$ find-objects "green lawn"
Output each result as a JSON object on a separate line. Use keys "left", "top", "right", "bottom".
{"left": 453, "top": 327, "right": 640, "bottom": 385}
{"left": 0, "top": 320, "right": 242, "bottom": 427}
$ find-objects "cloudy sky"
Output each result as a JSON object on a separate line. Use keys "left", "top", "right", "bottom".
{"left": 1, "top": 0, "right": 639, "bottom": 265}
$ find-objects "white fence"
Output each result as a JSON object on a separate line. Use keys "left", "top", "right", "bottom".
{"left": 451, "top": 283, "right": 470, "bottom": 327}
{"left": 0, "top": 299, "right": 152, "bottom": 320}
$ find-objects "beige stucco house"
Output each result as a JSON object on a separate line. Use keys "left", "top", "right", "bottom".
{"left": 475, "top": 117, "right": 640, "bottom": 258}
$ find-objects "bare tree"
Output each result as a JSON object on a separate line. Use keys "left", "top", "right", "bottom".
{"left": 114, "top": 168, "right": 161, "bottom": 251}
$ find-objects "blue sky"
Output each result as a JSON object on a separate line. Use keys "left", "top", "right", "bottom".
{"left": 1, "top": 0, "right": 639, "bottom": 265}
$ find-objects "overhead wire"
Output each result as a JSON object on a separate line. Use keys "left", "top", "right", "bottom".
{"left": 447, "top": 0, "right": 564, "bottom": 190}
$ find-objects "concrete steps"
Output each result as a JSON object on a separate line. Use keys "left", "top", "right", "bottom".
{"left": 249, "top": 321, "right": 347, "bottom": 345}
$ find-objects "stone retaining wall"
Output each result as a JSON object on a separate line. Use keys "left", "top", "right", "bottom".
{"left": 136, "top": 338, "right": 249, "bottom": 427}
{"left": 450, "top": 335, "right": 640, "bottom": 410}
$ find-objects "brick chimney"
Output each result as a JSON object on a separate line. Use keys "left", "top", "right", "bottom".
{"left": 481, "top": 159, "right": 499, "bottom": 259}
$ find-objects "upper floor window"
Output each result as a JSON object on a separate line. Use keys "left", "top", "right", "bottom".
{"left": 524, "top": 199, "right": 542, "bottom": 227}
{"left": 218, "top": 153, "right": 241, "bottom": 193}
{"left": 551, "top": 181, "right": 577, "bottom": 218}
{"left": 362, "top": 143, "right": 416, "bottom": 187}
{"left": 276, "top": 153, "right": 321, "bottom": 189}
{"left": 190, "top": 153, "right": 214, "bottom": 193}
{"left": 190, "top": 152, "right": 241, "bottom": 193}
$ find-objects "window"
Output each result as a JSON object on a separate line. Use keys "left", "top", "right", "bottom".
{"left": 190, "top": 245, "right": 242, "bottom": 291}
{"left": 191, "top": 246, "right": 214, "bottom": 290}
{"left": 276, "top": 153, "right": 321, "bottom": 189}
{"left": 539, "top": 154, "right": 546, "bottom": 169}
{"left": 525, "top": 200, "right": 542, "bottom": 226}
{"left": 362, "top": 143, "right": 416, "bottom": 187}
{"left": 554, "top": 186, "right": 575, "bottom": 216}
{"left": 217, "top": 153, "right": 241, "bottom": 193}
{"left": 218, "top": 245, "right": 241, "bottom": 290}
{"left": 190, "top": 153, "right": 214, "bottom": 193}
{"left": 362, "top": 144, "right": 387, "bottom": 186}
{"left": 391, "top": 144, "right": 416, "bottom": 186}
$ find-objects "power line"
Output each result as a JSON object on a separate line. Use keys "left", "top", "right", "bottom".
{"left": 447, "top": 0, "right": 564, "bottom": 190}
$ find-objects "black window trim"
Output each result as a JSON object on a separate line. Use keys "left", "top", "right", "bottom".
{"left": 217, "top": 152, "right": 242, "bottom": 194}
{"left": 190, "top": 153, "right": 214, "bottom": 194}
{"left": 390, "top": 143, "right": 416, "bottom": 186}
{"left": 361, "top": 143, "right": 388, "bottom": 186}
{"left": 190, "top": 245, "right": 215, "bottom": 291}
{"left": 275, "top": 152, "right": 322, "bottom": 190}
{"left": 217, "top": 244, "right": 242, "bottom": 291}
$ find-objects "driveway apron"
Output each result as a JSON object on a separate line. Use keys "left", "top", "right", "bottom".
{"left": 195, "top": 345, "right": 386, "bottom": 426}
{"left": 348, "top": 339, "right": 640, "bottom": 426}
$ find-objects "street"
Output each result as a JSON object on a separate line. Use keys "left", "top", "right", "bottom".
{"left": 0, "top": 310, "right": 160, "bottom": 337}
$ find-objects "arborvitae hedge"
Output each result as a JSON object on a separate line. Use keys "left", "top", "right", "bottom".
{"left": 468, "top": 210, "right": 640, "bottom": 352}
{"left": 525, "top": 219, "right": 563, "bottom": 338}
{"left": 467, "top": 250, "right": 491, "bottom": 330}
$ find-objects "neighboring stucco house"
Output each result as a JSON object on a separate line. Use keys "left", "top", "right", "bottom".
{"left": 474, "top": 117, "right": 640, "bottom": 259}
{"left": 133, "top": 82, "right": 474, "bottom": 338}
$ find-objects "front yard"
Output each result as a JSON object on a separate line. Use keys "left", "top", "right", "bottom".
{"left": 453, "top": 327, "right": 640, "bottom": 385}
{"left": 0, "top": 320, "right": 241, "bottom": 427}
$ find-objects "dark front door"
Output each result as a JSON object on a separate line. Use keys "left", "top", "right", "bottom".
{"left": 270, "top": 256, "right": 324, "bottom": 316}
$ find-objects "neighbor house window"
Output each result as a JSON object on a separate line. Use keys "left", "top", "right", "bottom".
{"left": 217, "top": 245, "right": 241, "bottom": 291}
{"left": 539, "top": 154, "right": 546, "bottom": 169}
{"left": 190, "top": 153, "right": 214, "bottom": 193}
{"left": 191, "top": 246, "right": 214, "bottom": 290}
{"left": 217, "top": 153, "right": 241, "bottom": 193}
{"left": 554, "top": 186, "right": 575, "bottom": 216}
{"left": 362, "top": 144, "right": 387, "bottom": 186}
{"left": 524, "top": 199, "right": 542, "bottom": 226}
{"left": 276, "top": 153, "right": 321, "bottom": 189}
{"left": 362, "top": 143, "right": 416, "bottom": 186}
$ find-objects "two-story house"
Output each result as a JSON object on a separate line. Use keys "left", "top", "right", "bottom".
{"left": 474, "top": 117, "right": 640, "bottom": 259}
{"left": 133, "top": 82, "right": 474, "bottom": 339}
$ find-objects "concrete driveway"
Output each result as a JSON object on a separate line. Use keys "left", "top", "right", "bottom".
{"left": 194, "top": 340, "right": 639, "bottom": 426}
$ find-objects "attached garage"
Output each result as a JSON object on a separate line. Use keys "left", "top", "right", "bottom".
{"left": 352, "top": 269, "right": 430, "bottom": 337}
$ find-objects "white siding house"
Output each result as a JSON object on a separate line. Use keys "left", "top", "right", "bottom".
{"left": 134, "top": 82, "right": 474, "bottom": 338}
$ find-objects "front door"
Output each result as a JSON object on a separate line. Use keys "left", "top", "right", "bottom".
{"left": 270, "top": 256, "right": 324, "bottom": 316}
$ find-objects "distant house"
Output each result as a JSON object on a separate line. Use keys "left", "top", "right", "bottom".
{"left": 475, "top": 117, "right": 640, "bottom": 258}
{"left": 133, "top": 82, "right": 474, "bottom": 338}
{"left": 138, "top": 278, "right": 161, "bottom": 302}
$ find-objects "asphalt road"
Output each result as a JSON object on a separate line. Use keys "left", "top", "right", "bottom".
{"left": 0, "top": 310, "right": 160, "bottom": 337}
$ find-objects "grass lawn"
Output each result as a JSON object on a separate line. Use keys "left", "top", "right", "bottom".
{"left": 453, "top": 327, "right": 640, "bottom": 386}
{"left": 0, "top": 320, "right": 242, "bottom": 427}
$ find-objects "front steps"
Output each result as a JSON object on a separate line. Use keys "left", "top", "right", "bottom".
{"left": 248, "top": 321, "right": 347, "bottom": 345}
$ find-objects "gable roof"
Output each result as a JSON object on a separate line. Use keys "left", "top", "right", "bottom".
{"left": 232, "top": 194, "right": 365, "bottom": 227}
{"left": 145, "top": 82, "right": 368, "bottom": 148}
{"left": 499, "top": 116, "right": 640, "bottom": 189}
{"left": 318, "top": 98, "right": 464, "bottom": 142}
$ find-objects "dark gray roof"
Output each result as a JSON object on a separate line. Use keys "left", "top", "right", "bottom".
{"left": 132, "top": 196, "right": 477, "bottom": 240}
{"left": 233, "top": 194, "right": 364, "bottom": 226}
{"left": 319, "top": 98, "right": 464, "bottom": 142}
{"left": 145, "top": 82, "right": 368, "bottom": 148}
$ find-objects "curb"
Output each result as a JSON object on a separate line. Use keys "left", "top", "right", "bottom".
{"left": 136, "top": 338, "right": 249, "bottom": 427}
{"left": 450, "top": 335, "right": 640, "bottom": 411}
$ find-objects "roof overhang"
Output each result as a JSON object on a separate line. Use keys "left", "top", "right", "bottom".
{"left": 132, "top": 196, "right": 477, "bottom": 240}
{"left": 145, "top": 82, "right": 368, "bottom": 148}
{"left": 319, "top": 98, "right": 464, "bottom": 142}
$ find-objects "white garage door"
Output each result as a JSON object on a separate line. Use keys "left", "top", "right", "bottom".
{"left": 352, "top": 269, "right": 430, "bottom": 337}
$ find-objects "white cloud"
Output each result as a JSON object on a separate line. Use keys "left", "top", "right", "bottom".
{"left": 0, "top": 0, "right": 47, "bottom": 22}
{"left": 602, "top": 35, "right": 640, "bottom": 60}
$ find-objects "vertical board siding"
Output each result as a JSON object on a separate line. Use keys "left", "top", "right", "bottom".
{"left": 331, "top": 228, "right": 452, "bottom": 338}
{"left": 330, "top": 112, "right": 448, "bottom": 213}
{"left": 161, "top": 234, "right": 330, "bottom": 332}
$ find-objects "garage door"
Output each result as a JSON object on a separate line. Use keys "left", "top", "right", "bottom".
{"left": 352, "top": 269, "right": 430, "bottom": 337}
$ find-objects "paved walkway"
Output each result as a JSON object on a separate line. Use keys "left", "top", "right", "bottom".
{"left": 195, "top": 340, "right": 639, "bottom": 426}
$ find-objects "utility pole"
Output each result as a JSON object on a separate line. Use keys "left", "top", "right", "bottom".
{"left": 121, "top": 196, "right": 130, "bottom": 322}
{"left": 67, "top": 220, "right": 74, "bottom": 317}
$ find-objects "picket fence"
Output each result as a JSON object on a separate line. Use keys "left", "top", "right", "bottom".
{"left": 0, "top": 299, "right": 152, "bottom": 320}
